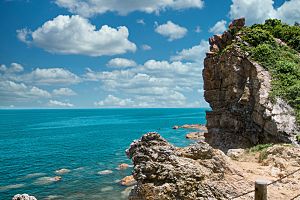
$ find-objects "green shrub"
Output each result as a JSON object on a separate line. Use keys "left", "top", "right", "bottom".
{"left": 249, "top": 143, "right": 273, "bottom": 153}
{"left": 234, "top": 19, "right": 300, "bottom": 123}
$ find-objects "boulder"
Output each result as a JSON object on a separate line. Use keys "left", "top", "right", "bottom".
{"left": 120, "top": 175, "right": 137, "bottom": 186}
{"left": 12, "top": 194, "right": 37, "bottom": 200}
{"left": 118, "top": 163, "right": 129, "bottom": 170}
{"left": 126, "top": 132, "right": 252, "bottom": 200}
{"left": 185, "top": 132, "right": 205, "bottom": 140}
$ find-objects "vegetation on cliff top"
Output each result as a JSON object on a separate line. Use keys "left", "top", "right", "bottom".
{"left": 236, "top": 19, "right": 300, "bottom": 122}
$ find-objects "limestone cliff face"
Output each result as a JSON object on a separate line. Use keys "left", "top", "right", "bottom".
{"left": 203, "top": 18, "right": 299, "bottom": 151}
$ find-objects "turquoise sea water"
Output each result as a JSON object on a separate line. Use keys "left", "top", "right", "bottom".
{"left": 0, "top": 108, "right": 208, "bottom": 200}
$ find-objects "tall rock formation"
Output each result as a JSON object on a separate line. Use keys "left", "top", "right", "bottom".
{"left": 203, "top": 18, "right": 299, "bottom": 151}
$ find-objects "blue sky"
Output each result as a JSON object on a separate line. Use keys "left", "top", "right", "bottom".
{"left": 0, "top": 0, "right": 298, "bottom": 108}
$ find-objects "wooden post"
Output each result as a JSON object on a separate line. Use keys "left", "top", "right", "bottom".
{"left": 255, "top": 179, "right": 268, "bottom": 200}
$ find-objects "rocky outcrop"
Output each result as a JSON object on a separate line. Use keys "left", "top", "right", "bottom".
{"left": 12, "top": 194, "right": 37, "bottom": 200}
{"left": 203, "top": 18, "right": 299, "bottom": 151}
{"left": 126, "top": 132, "right": 252, "bottom": 200}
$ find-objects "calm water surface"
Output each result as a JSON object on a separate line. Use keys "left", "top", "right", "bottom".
{"left": 0, "top": 108, "right": 208, "bottom": 199}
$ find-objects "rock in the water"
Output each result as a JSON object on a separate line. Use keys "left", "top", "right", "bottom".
{"left": 126, "top": 132, "right": 252, "bottom": 200}
{"left": 120, "top": 175, "right": 137, "bottom": 186}
{"left": 55, "top": 168, "right": 70, "bottom": 174}
{"left": 97, "top": 170, "right": 113, "bottom": 175}
{"left": 117, "top": 163, "right": 129, "bottom": 170}
{"left": 172, "top": 125, "right": 179, "bottom": 129}
{"left": 12, "top": 194, "right": 37, "bottom": 200}
{"left": 185, "top": 132, "right": 205, "bottom": 140}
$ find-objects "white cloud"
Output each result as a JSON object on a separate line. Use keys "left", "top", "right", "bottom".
{"left": 171, "top": 40, "right": 209, "bottom": 62}
{"left": 17, "top": 15, "right": 136, "bottom": 56}
{"left": 0, "top": 63, "right": 24, "bottom": 73}
{"left": 94, "top": 95, "right": 134, "bottom": 107}
{"left": 0, "top": 80, "right": 51, "bottom": 102}
{"left": 23, "top": 68, "right": 81, "bottom": 85}
{"left": 136, "top": 19, "right": 145, "bottom": 25}
{"left": 53, "top": 87, "right": 77, "bottom": 96}
{"left": 229, "top": 0, "right": 300, "bottom": 25}
{"left": 155, "top": 21, "right": 188, "bottom": 41}
{"left": 195, "top": 26, "right": 201, "bottom": 33}
{"left": 209, "top": 20, "right": 227, "bottom": 35}
{"left": 107, "top": 58, "right": 137, "bottom": 68}
{"left": 141, "top": 44, "right": 152, "bottom": 51}
{"left": 48, "top": 100, "right": 74, "bottom": 107}
{"left": 55, "top": 0, "right": 204, "bottom": 17}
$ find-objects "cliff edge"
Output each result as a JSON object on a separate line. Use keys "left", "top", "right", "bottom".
{"left": 203, "top": 18, "right": 300, "bottom": 151}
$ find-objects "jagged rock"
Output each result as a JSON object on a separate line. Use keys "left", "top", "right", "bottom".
{"left": 185, "top": 132, "right": 205, "bottom": 140}
{"left": 229, "top": 18, "right": 245, "bottom": 30}
{"left": 120, "top": 175, "right": 137, "bottom": 186}
{"left": 118, "top": 163, "right": 129, "bottom": 170}
{"left": 203, "top": 19, "right": 299, "bottom": 151}
{"left": 126, "top": 132, "right": 252, "bottom": 200}
{"left": 227, "top": 149, "right": 245, "bottom": 159}
{"left": 12, "top": 194, "right": 37, "bottom": 200}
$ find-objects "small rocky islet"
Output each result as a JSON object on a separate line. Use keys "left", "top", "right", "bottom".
{"left": 13, "top": 18, "right": 300, "bottom": 200}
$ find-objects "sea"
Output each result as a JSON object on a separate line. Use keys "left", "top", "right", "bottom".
{"left": 0, "top": 108, "right": 208, "bottom": 200}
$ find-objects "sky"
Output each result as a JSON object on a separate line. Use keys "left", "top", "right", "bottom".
{"left": 0, "top": 0, "right": 298, "bottom": 108}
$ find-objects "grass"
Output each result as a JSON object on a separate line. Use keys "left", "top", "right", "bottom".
{"left": 233, "top": 19, "right": 300, "bottom": 123}
{"left": 248, "top": 143, "right": 274, "bottom": 153}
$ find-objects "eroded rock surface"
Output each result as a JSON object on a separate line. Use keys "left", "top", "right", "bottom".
{"left": 12, "top": 194, "right": 37, "bottom": 200}
{"left": 203, "top": 18, "right": 299, "bottom": 151}
{"left": 126, "top": 132, "right": 252, "bottom": 200}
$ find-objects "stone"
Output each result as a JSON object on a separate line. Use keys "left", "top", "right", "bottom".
{"left": 126, "top": 132, "right": 251, "bottom": 200}
{"left": 227, "top": 149, "right": 245, "bottom": 159}
{"left": 118, "top": 163, "right": 129, "bottom": 170}
{"left": 97, "top": 170, "right": 113, "bottom": 175}
{"left": 55, "top": 168, "right": 70, "bottom": 174}
{"left": 185, "top": 132, "right": 205, "bottom": 140}
{"left": 120, "top": 175, "right": 137, "bottom": 186}
{"left": 12, "top": 194, "right": 37, "bottom": 200}
{"left": 229, "top": 18, "right": 245, "bottom": 30}
{"left": 172, "top": 125, "right": 179, "bottom": 129}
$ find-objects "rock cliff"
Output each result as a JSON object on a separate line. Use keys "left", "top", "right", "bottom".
{"left": 203, "top": 18, "right": 299, "bottom": 151}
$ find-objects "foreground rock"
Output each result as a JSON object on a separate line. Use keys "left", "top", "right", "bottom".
{"left": 203, "top": 18, "right": 299, "bottom": 151}
{"left": 126, "top": 132, "right": 252, "bottom": 200}
{"left": 127, "top": 133, "right": 300, "bottom": 200}
{"left": 12, "top": 194, "right": 37, "bottom": 200}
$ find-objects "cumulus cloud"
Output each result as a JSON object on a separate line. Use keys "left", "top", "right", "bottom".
{"left": 171, "top": 40, "right": 209, "bottom": 62}
{"left": 94, "top": 95, "right": 134, "bottom": 107}
{"left": 155, "top": 21, "right": 188, "bottom": 41}
{"left": 141, "top": 44, "right": 152, "bottom": 51}
{"left": 195, "top": 26, "right": 201, "bottom": 33}
{"left": 209, "top": 20, "right": 227, "bottom": 35}
{"left": 23, "top": 68, "right": 81, "bottom": 85}
{"left": 53, "top": 87, "right": 77, "bottom": 96}
{"left": 55, "top": 0, "right": 204, "bottom": 17}
{"left": 107, "top": 58, "right": 137, "bottom": 68}
{"left": 84, "top": 40, "right": 210, "bottom": 108}
{"left": 229, "top": 0, "right": 300, "bottom": 25}
{"left": 48, "top": 100, "right": 74, "bottom": 107}
{"left": 17, "top": 15, "right": 136, "bottom": 56}
{"left": 0, "top": 63, "right": 24, "bottom": 73}
{"left": 0, "top": 80, "right": 51, "bottom": 103}
{"left": 136, "top": 19, "right": 145, "bottom": 25}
